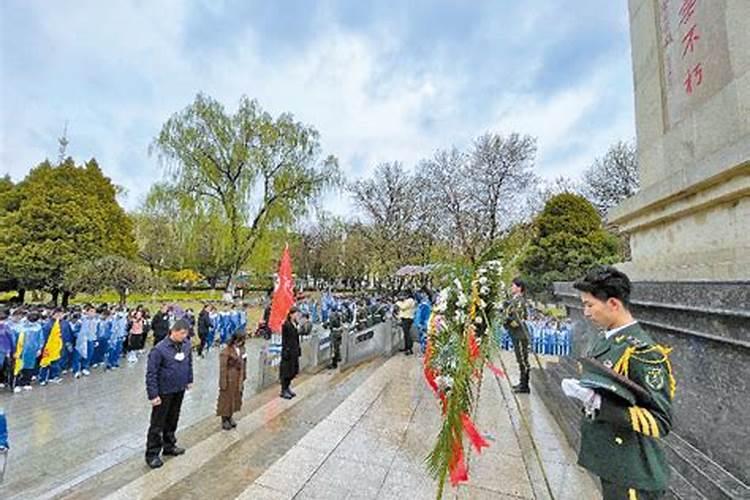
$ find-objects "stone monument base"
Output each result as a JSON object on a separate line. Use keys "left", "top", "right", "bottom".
{"left": 538, "top": 281, "right": 750, "bottom": 499}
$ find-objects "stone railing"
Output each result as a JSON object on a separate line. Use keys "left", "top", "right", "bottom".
{"left": 256, "top": 319, "right": 400, "bottom": 392}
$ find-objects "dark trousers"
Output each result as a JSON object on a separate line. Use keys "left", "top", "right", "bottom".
{"left": 331, "top": 330, "right": 342, "bottom": 367}
{"left": 0, "top": 357, "right": 14, "bottom": 389}
{"left": 511, "top": 330, "right": 530, "bottom": 386}
{"left": 197, "top": 333, "right": 207, "bottom": 356}
{"left": 281, "top": 377, "right": 296, "bottom": 393}
{"left": 146, "top": 391, "right": 185, "bottom": 459}
{"left": 17, "top": 368, "right": 34, "bottom": 387}
{"left": 601, "top": 479, "right": 664, "bottom": 500}
{"left": 401, "top": 319, "right": 414, "bottom": 351}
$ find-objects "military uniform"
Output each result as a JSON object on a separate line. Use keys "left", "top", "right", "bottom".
{"left": 503, "top": 294, "right": 530, "bottom": 389}
{"left": 578, "top": 323, "right": 676, "bottom": 499}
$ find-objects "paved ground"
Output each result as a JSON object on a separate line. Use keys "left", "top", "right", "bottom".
{"left": 239, "top": 351, "right": 601, "bottom": 499}
{"left": 1, "top": 341, "right": 601, "bottom": 499}
{"left": 0, "top": 339, "right": 264, "bottom": 499}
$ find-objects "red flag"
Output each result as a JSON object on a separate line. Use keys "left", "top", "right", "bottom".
{"left": 268, "top": 245, "right": 295, "bottom": 333}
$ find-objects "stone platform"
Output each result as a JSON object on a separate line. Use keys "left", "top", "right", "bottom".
{"left": 1, "top": 337, "right": 598, "bottom": 499}
{"left": 238, "top": 351, "right": 598, "bottom": 500}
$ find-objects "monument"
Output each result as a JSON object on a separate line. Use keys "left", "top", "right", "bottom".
{"left": 536, "top": 2, "right": 750, "bottom": 498}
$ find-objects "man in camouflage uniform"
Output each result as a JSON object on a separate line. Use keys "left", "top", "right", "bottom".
{"left": 504, "top": 277, "right": 531, "bottom": 394}
{"left": 563, "top": 266, "right": 676, "bottom": 499}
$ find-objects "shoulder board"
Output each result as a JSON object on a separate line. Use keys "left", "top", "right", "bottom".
{"left": 625, "top": 335, "right": 651, "bottom": 350}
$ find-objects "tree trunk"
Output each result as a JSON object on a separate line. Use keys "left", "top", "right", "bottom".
{"left": 62, "top": 291, "right": 71, "bottom": 308}
{"left": 119, "top": 289, "right": 127, "bottom": 307}
{"left": 17, "top": 288, "right": 26, "bottom": 304}
{"left": 51, "top": 289, "right": 60, "bottom": 307}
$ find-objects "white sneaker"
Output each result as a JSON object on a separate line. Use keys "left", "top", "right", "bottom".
{"left": 82, "top": 369, "right": 91, "bottom": 376}
{"left": 40, "top": 381, "right": 47, "bottom": 386}
{"left": 0, "top": 383, "right": 5, "bottom": 388}
{"left": 52, "top": 377, "right": 63, "bottom": 384}
{"left": 13, "top": 386, "right": 21, "bottom": 393}
{"left": 23, "top": 385, "right": 33, "bottom": 391}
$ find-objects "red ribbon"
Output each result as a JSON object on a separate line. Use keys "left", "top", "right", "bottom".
{"left": 449, "top": 437, "right": 469, "bottom": 486}
{"left": 468, "top": 332, "right": 480, "bottom": 361}
{"left": 424, "top": 366, "right": 439, "bottom": 393}
{"left": 488, "top": 362, "right": 505, "bottom": 378}
{"left": 439, "top": 392, "right": 448, "bottom": 414}
{"left": 461, "top": 412, "right": 490, "bottom": 453}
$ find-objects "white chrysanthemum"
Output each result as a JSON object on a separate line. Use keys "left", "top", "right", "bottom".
{"left": 478, "top": 276, "right": 488, "bottom": 285}
{"left": 456, "top": 292, "right": 468, "bottom": 308}
{"left": 480, "top": 286, "right": 490, "bottom": 296}
{"left": 474, "top": 316, "right": 483, "bottom": 325}
{"left": 478, "top": 299, "right": 487, "bottom": 309}
{"left": 453, "top": 278, "right": 464, "bottom": 290}
{"left": 436, "top": 375, "right": 454, "bottom": 392}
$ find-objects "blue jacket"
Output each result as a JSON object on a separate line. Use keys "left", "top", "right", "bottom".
{"left": 146, "top": 337, "right": 193, "bottom": 400}
{"left": 0, "top": 320, "right": 13, "bottom": 358}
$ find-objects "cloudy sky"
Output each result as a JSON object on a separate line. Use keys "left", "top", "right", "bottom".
{"left": 1, "top": 0, "right": 635, "bottom": 215}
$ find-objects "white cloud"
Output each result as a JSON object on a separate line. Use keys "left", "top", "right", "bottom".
{"left": 1, "top": 1, "right": 635, "bottom": 218}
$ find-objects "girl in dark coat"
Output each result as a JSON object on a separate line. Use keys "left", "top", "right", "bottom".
{"left": 217, "top": 332, "right": 247, "bottom": 430}
{"left": 279, "top": 307, "right": 301, "bottom": 400}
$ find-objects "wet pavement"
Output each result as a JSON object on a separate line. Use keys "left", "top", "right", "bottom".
{"left": 239, "top": 351, "right": 600, "bottom": 499}
{"left": 0, "top": 339, "right": 264, "bottom": 499}
{"left": 1, "top": 342, "right": 600, "bottom": 499}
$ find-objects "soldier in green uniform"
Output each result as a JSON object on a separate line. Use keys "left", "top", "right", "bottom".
{"left": 504, "top": 277, "right": 531, "bottom": 394}
{"left": 563, "top": 266, "right": 676, "bottom": 500}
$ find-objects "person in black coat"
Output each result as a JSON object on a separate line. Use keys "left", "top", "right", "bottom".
{"left": 279, "top": 307, "right": 301, "bottom": 400}
{"left": 197, "top": 304, "right": 213, "bottom": 358}
{"left": 151, "top": 304, "right": 171, "bottom": 345}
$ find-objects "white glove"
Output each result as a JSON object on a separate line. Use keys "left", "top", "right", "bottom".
{"left": 561, "top": 378, "right": 601, "bottom": 411}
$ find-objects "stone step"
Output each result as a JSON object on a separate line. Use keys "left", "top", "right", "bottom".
{"left": 74, "top": 359, "right": 384, "bottom": 500}
{"left": 667, "top": 466, "right": 708, "bottom": 500}
{"left": 664, "top": 432, "right": 750, "bottom": 500}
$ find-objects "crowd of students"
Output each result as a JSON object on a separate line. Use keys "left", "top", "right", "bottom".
{"left": 0, "top": 302, "right": 249, "bottom": 394}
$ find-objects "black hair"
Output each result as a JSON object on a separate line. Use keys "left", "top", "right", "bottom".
{"left": 171, "top": 319, "right": 191, "bottom": 332}
{"left": 573, "top": 265, "right": 632, "bottom": 308}
{"left": 511, "top": 277, "right": 527, "bottom": 294}
{"left": 229, "top": 330, "right": 247, "bottom": 345}
{"left": 0, "top": 308, "right": 8, "bottom": 321}
{"left": 28, "top": 312, "right": 41, "bottom": 322}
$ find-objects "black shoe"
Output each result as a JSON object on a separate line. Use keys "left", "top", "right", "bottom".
{"left": 280, "top": 390, "right": 293, "bottom": 400}
{"left": 229, "top": 417, "right": 237, "bottom": 428}
{"left": 405, "top": 349, "right": 413, "bottom": 356}
{"left": 512, "top": 384, "right": 530, "bottom": 394}
{"left": 288, "top": 389, "right": 296, "bottom": 397}
{"left": 327, "top": 363, "right": 338, "bottom": 370}
{"left": 163, "top": 446, "right": 185, "bottom": 456}
{"left": 221, "top": 418, "right": 233, "bottom": 431}
{"left": 398, "top": 348, "right": 407, "bottom": 352}
{"left": 146, "top": 456, "right": 163, "bottom": 469}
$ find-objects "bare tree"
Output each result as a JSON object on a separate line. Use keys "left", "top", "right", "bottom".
{"left": 417, "top": 134, "right": 537, "bottom": 263}
{"left": 349, "top": 162, "right": 423, "bottom": 273}
{"left": 580, "top": 140, "right": 640, "bottom": 216}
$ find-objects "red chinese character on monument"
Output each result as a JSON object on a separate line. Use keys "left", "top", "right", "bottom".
{"left": 681, "top": 24, "right": 700, "bottom": 57}
{"left": 679, "top": 0, "right": 697, "bottom": 26}
{"left": 684, "top": 63, "right": 703, "bottom": 95}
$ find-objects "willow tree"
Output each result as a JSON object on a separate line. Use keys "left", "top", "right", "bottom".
{"left": 151, "top": 93, "right": 340, "bottom": 287}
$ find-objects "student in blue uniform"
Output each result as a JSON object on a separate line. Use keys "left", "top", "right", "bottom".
{"left": 14, "top": 311, "right": 44, "bottom": 392}
{"left": 107, "top": 308, "right": 128, "bottom": 370}
{"left": 92, "top": 308, "right": 112, "bottom": 368}
{"left": 74, "top": 305, "right": 98, "bottom": 378}
{"left": 0, "top": 309, "right": 15, "bottom": 391}
{"left": 39, "top": 308, "right": 70, "bottom": 385}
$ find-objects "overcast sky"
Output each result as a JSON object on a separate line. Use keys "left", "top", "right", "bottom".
{"left": 1, "top": 0, "right": 635, "bottom": 215}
